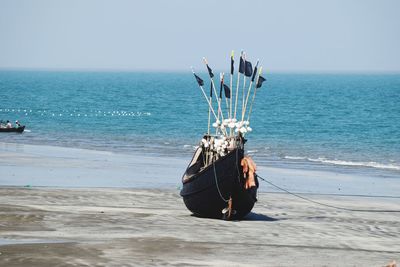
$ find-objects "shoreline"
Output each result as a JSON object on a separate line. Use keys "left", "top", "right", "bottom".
{"left": 1, "top": 141, "right": 400, "bottom": 196}
{"left": 1, "top": 137, "right": 399, "bottom": 174}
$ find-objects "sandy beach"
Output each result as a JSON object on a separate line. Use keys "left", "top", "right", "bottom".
{"left": 0, "top": 142, "right": 399, "bottom": 266}
{"left": 0, "top": 188, "right": 399, "bottom": 266}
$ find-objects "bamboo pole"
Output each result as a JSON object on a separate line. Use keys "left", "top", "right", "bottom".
{"left": 242, "top": 60, "right": 259, "bottom": 121}
{"left": 203, "top": 58, "right": 224, "bottom": 123}
{"left": 241, "top": 52, "right": 248, "bottom": 123}
{"left": 220, "top": 72, "right": 229, "bottom": 119}
{"left": 203, "top": 58, "right": 227, "bottom": 136}
{"left": 233, "top": 51, "right": 243, "bottom": 122}
{"left": 242, "top": 76, "right": 246, "bottom": 122}
{"left": 229, "top": 51, "right": 234, "bottom": 136}
{"left": 191, "top": 68, "right": 218, "bottom": 120}
{"left": 207, "top": 91, "right": 212, "bottom": 135}
{"left": 246, "top": 67, "right": 262, "bottom": 123}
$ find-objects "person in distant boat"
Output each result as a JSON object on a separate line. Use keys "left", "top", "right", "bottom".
{"left": 6, "top": 120, "right": 12, "bottom": 128}
{"left": 15, "top": 120, "right": 21, "bottom": 128}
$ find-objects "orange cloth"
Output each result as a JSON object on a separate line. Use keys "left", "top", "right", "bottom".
{"left": 241, "top": 156, "right": 257, "bottom": 189}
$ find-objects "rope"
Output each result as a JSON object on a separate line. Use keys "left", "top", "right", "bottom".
{"left": 257, "top": 174, "right": 400, "bottom": 213}
{"left": 235, "top": 147, "right": 242, "bottom": 183}
{"left": 212, "top": 160, "right": 230, "bottom": 203}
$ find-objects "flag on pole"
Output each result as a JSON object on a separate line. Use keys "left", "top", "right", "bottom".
{"left": 194, "top": 74, "right": 204, "bottom": 86}
{"left": 244, "top": 61, "right": 253, "bottom": 77}
{"left": 223, "top": 84, "right": 231, "bottom": 98}
{"left": 230, "top": 51, "right": 234, "bottom": 75}
{"left": 219, "top": 78, "right": 223, "bottom": 99}
{"left": 209, "top": 82, "right": 213, "bottom": 97}
{"left": 206, "top": 65, "right": 214, "bottom": 78}
{"left": 251, "top": 62, "right": 258, "bottom": 82}
{"left": 256, "top": 76, "right": 266, "bottom": 88}
{"left": 239, "top": 56, "right": 245, "bottom": 74}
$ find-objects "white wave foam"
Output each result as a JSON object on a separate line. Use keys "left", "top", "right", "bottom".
{"left": 284, "top": 156, "right": 400, "bottom": 171}
{"left": 284, "top": 156, "right": 307, "bottom": 160}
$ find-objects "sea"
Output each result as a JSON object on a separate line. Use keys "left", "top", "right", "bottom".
{"left": 1, "top": 70, "right": 399, "bottom": 178}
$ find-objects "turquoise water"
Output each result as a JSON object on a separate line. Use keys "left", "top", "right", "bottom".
{"left": 1, "top": 71, "right": 399, "bottom": 175}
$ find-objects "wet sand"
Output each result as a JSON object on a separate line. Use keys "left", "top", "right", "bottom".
{"left": 1, "top": 142, "right": 399, "bottom": 196}
{"left": 0, "top": 187, "right": 399, "bottom": 266}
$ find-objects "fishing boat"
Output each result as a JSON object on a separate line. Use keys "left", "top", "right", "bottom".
{"left": 180, "top": 51, "right": 266, "bottom": 220}
{"left": 0, "top": 126, "right": 25, "bottom": 133}
{"left": 181, "top": 135, "right": 259, "bottom": 220}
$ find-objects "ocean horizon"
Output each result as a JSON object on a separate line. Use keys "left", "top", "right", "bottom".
{"left": 1, "top": 70, "right": 399, "bottom": 178}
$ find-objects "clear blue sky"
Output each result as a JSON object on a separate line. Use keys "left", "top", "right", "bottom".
{"left": 0, "top": 0, "right": 399, "bottom": 72}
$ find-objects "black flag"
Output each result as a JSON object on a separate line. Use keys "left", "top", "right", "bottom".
{"left": 239, "top": 56, "right": 245, "bottom": 74}
{"left": 251, "top": 64, "right": 258, "bottom": 82}
{"left": 219, "top": 79, "right": 223, "bottom": 99}
{"left": 230, "top": 55, "right": 234, "bottom": 75}
{"left": 256, "top": 76, "right": 266, "bottom": 88}
{"left": 244, "top": 61, "right": 253, "bottom": 77}
{"left": 209, "top": 82, "right": 213, "bottom": 97}
{"left": 223, "top": 84, "right": 231, "bottom": 99}
{"left": 194, "top": 74, "right": 204, "bottom": 86}
{"left": 206, "top": 64, "right": 214, "bottom": 78}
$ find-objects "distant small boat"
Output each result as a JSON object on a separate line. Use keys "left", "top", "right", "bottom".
{"left": 0, "top": 126, "right": 25, "bottom": 133}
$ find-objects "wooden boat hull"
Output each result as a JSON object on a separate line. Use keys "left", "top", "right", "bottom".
{"left": 0, "top": 126, "right": 25, "bottom": 133}
{"left": 180, "top": 148, "right": 258, "bottom": 220}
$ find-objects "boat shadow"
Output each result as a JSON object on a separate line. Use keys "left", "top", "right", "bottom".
{"left": 190, "top": 212, "right": 280, "bottom": 222}
{"left": 242, "top": 212, "right": 279, "bottom": 221}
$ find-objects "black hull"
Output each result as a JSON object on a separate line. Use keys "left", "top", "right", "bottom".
{"left": 0, "top": 126, "right": 25, "bottom": 133}
{"left": 180, "top": 148, "right": 257, "bottom": 220}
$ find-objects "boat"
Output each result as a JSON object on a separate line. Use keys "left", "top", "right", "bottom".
{"left": 181, "top": 135, "right": 258, "bottom": 220}
{"left": 180, "top": 51, "right": 266, "bottom": 220}
{"left": 0, "top": 126, "right": 25, "bottom": 133}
